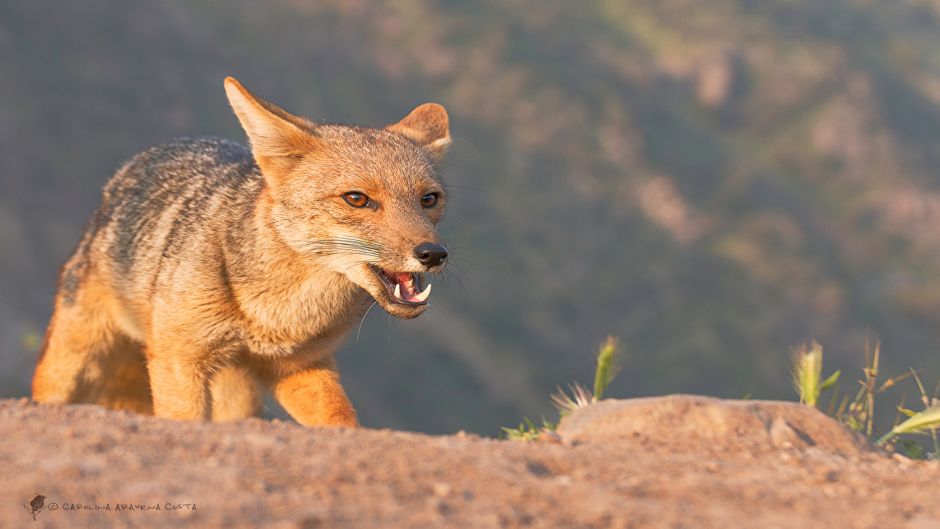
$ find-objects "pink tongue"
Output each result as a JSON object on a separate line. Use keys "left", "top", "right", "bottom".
{"left": 392, "top": 272, "right": 419, "bottom": 300}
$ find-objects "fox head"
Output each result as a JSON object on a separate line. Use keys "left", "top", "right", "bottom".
{"left": 223, "top": 77, "right": 451, "bottom": 319}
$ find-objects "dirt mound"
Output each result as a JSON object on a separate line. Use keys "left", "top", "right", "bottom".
{"left": 0, "top": 397, "right": 937, "bottom": 529}
{"left": 557, "top": 394, "right": 869, "bottom": 455}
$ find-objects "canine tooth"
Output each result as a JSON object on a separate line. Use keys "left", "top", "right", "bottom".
{"left": 413, "top": 283, "right": 432, "bottom": 302}
{"left": 394, "top": 283, "right": 402, "bottom": 300}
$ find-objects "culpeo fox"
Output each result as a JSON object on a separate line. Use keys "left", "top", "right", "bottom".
{"left": 32, "top": 77, "right": 452, "bottom": 427}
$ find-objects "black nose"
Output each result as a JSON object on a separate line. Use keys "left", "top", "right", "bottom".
{"left": 414, "top": 242, "right": 448, "bottom": 267}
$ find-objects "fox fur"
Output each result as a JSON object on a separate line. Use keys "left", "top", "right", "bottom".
{"left": 31, "top": 77, "right": 452, "bottom": 427}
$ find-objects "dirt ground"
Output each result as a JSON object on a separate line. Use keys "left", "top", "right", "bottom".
{"left": 0, "top": 394, "right": 937, "bottom": 529}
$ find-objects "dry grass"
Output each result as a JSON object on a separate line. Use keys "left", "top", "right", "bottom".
{"left": 503, "top": 336, "right": 623, "bottom": 440}
{"left": 792, "top": 339, "right": 939, "bottom": 459}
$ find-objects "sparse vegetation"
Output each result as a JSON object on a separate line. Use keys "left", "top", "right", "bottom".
{"left": 791, "top": 340, "right": 940, "bottom": 459}
{"left": 501, "top": 416, "right": 556, "bottom": 442}
{"left": 503, "top": 336, "right": 622, "bottom": 440}
{"left": 551, "top": 336, "right": 621, "bottom": 416}
{"left": 507, "top": 335, "right": 940, "bottom": 457}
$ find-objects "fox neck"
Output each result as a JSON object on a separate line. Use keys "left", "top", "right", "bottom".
{"left": 225, "top": 187, "right": 371, "bottom": 352}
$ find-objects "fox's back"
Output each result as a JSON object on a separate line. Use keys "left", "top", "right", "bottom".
{"left": 71, "top": 138, "right": 261, "bottom": 314}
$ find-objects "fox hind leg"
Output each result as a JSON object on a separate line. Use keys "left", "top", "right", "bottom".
{"left": 33, "top": 271, "right": 153, "bottom": 414}
{"left": 78, "top": 335, "right": 153, "bottom": 415}
{"left": 32, "top": 277, "right": 117, "bottom": 404}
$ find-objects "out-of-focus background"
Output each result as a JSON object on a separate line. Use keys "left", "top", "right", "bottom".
{"left": 3, "top": 1, "right": 940, "bottom": 435}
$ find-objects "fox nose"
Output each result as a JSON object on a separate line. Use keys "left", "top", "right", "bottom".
{"left": 414, "top": 242, "right": 448, "bottom": 268}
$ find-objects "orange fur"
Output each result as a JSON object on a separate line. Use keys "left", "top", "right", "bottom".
{"left": 32, "top": 76, "right": 452, "bottom": 427}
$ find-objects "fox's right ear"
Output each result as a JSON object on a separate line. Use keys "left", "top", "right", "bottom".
{"left": 223, "top": 77, "right": 320, "bottom": 173}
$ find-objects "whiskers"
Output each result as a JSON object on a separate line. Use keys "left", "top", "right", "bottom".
{"left": 297, "top": 236, "right": 383, "bottom": 260}
{"left": 297, "top": 234, "right": 468, "bottom": 294}
{"left": 356, "top": 299, "right": 379, "bottom": 342}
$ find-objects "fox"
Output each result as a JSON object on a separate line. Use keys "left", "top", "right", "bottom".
{"left": 31, "top": 77, "right": 452, "bottom": 427}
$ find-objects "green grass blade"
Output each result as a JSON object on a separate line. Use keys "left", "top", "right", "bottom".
{"left": 793, "top": 341, "right": 824, "bottom": 406}
{"left": 876, "top": 405, "right": 940, "bottom": 446}
{"left": 593, "top": 336, "right": 622, "bottom": 401}
{"left": 820, "top": 370, "right": 841, "bottom": 391}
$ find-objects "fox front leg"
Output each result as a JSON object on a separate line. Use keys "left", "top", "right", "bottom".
{"left": 272, "top": 357, "right": 358, "bottom": 427}
{"left": 210, "top": 363, "right": 262, "bottom": 421}
{"left": 146, "top": 335, "right": 213, "bottom": 420}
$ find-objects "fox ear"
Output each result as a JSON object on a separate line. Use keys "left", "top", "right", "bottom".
{"left": 387, "top": 103, "right": 451, "bottom": 166}
{"left": 223, "top": 77, "right": 320, "bottom": 171}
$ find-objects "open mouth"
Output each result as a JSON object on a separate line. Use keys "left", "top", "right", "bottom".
{"left": 369, "top": 265, "right": 432, "bottom": 305}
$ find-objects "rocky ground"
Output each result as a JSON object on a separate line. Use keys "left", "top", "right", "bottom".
{"left": 0, "top": 395, "right": 937, "bottom": 529}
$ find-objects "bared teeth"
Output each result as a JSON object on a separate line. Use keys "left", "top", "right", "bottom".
{"left": 382, "top": 270, "right": 430, "bottom": 304}
{"left": 412, "top": 283, "right": 432, "bottom": 303}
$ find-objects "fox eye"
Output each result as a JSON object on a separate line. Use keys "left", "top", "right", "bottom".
{"left": 421, "top": 192, "right": 440, "bottom": 209}
{"left": 342, "top": 192, "right": 370, "bottom": 208}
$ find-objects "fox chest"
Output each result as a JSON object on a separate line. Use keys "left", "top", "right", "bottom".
{"left": 235, "top": 279, "right": 370, "bottom": 357}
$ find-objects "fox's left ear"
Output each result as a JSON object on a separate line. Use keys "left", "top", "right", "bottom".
{"left": 387, "top": 103, "right": 451, "bottom": 167}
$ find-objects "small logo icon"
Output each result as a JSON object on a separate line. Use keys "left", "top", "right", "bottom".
{"left": 24, "top": 494, "right": 46, "bottom": 521}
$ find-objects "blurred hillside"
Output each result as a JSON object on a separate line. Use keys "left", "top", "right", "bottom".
{"left": 3, "top": 0, "right": 940, "bottom": 434}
